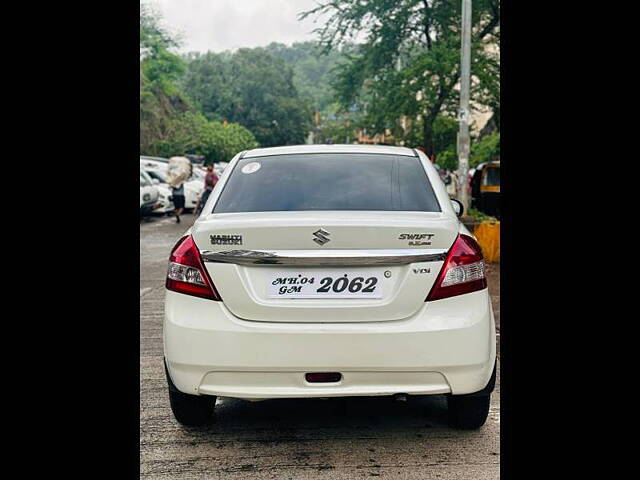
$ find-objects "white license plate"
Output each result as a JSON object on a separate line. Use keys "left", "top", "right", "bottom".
{"left": 267, "top": 269, "right": 386, "bottom": 299}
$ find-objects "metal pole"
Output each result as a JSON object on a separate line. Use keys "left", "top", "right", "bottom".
{"left": 457, "top": 0, "right": 472, "bottom": 213}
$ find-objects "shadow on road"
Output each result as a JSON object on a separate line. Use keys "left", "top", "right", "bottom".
{"left": 181, "top": 395, "right": 452, "bottom": 435}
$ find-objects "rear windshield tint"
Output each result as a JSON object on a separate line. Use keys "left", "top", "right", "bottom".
{"left": 213, "top": 153, "right": 441, "bottom": 213}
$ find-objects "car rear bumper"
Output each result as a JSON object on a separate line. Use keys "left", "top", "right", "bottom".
{"left": 153, "top": 202, "right": 174, "bottom": 214}
{"left": 163, "top": 289, "right": 496, "bottom": 400}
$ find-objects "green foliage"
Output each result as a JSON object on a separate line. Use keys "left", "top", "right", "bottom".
{"left": 470, "top": 132, "right": 500, "bottom": 167}
{"left": 300, "top": 0, "right": 500, "bottom": 154}
{"left": 468, "top": 207, "right": 497, "bottom": 223}
{"left": 181, "top": 48, "right": 311, "bottom": 146}
{"left": 206, "top": 122, "right": 259, "bottom": 163}
{"left": 149, "top": 112, "right": 258, "bottom": 163}
{"left": 404, "top": 115, "right": 458, "bottom": 154}
{"left": 264, "top": 41, "right": 350, "bottom": 114}
{"left": 430, "top": 129, "right": 500, "bottom": 171}
{"left": 140, "top": 2, "right": 258, "bottom": 159}
{"left": 140, "top": 0, "right": 500, "bottom": 166}
{"left": 140, "top": 2, "right": 191, "bottom": 154}
{"left": 140, "top": 2, "right": 179, "bottom": 56}
{"left": 314, "top": 111, "right": 361, "bottom": 144}
{"left": 435, "top": 149, "right": 458, "bottom": 171}
{"left": 179, "top": 51, "right": 232, "bottom": 123}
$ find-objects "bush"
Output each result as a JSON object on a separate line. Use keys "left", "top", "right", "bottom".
{"left": 468, "top": 208, "right": 497, "bottom": 223}
{"left": 149, "top": 112, "right": 258, "bottom": 163}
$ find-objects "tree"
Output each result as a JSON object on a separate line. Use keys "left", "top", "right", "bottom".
{"left": 180, "top": 51, "right": 234, "bottom": 123}
{"left": 264, "top": 41, "right": 351, "bottom": 115}
{"left": 140, "top": 3, "right": 258, "bottom": 160}
{"left": 300, "top": 0, "right": 500, "bottom": 155}
{"left": 470, "top": 132, "right": 499, "bottom": 167}
{"left": 140, "top": 2, "right": 190, "bottom": 154}
{"left": 149, "top": 111, "right": 258, "bottom": 163}
{"left": 181, "top": 48, "right": 311, "bottom": 146}
{"left": 140, "top": 1, "right": 179, "bottom": 58}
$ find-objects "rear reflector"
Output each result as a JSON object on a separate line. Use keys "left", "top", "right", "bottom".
{"left": 305, "top": 372, "right": 342, "bottom": 383}
{"left": 166, "top": 235, "right": 220, "bottom": 300}
{"left": 426, "top": 234, "right": 487, "bottom": 301}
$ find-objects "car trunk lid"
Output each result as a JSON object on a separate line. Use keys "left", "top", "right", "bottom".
{"left": 191, "top": 211, "right": 457, "bottom": 323}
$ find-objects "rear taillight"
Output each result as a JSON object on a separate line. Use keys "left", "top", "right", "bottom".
{"left": 426, "top": 234, "right": 487, "bottom": 301}
{"left": 166, "top": 235, "right": 220, "bottom": 301}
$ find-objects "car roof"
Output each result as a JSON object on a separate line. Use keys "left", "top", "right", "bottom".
{"left": 140, "top": 159, "right": 168, "bottom": 168}
{"left": 140, "top": 155, "right": 168, "bottom": 163}
{"left": 242, "top": 144, "right": 418, "bottom": 158}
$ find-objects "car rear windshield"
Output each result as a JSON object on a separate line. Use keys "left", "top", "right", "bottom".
{"left": 213, "top": 153, "right": 441, "bottom": 213}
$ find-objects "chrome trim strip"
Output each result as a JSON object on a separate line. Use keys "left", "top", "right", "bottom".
{"left": 200, "top": 249, "right": 448, "bottom": 266}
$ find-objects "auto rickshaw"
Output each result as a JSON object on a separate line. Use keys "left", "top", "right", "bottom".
{"left": 471, "top": 160, "right": 500, "bottom": 219}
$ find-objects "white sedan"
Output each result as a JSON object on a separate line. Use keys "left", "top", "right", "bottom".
{"left": 163, "top": 145, "right": 496, "bottom": 429}
{"left": 139, "top": 169, "right": 159, "bottom": 216}
{"left": 142, "top": 168, "right": 174, "bottom": 214}
{"left": 154, "top": 184, "right": 174, "bottom": 214}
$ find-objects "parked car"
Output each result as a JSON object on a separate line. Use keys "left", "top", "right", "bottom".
{"left": 139, "top": 169, "right": 159, "bottom": 217}
{"left": 140, "top": 158, "right": 204, "bottom": 211}
{"left": 182, "top": 174, "right": 204, "bottom": 211}
{"left": 141, "top": 167, "right": 174, "bottom": 214}
{"left": 140, "top": 157, "right": 169, "bottom": 170}
{"left": 163, "top": 144, "right": 496, "bottom": 429}
{"left": 185, "top": 154, "right": 205, "bottom": 165}
{"left": 154, "top": 183, "right": 174, "bottom": 215}
{"left": 140, "top": 155, "right": 169, "bottom": 164}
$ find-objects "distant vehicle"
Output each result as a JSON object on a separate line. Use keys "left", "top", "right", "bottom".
{"left": 184, "top": 176, "right": 205, "bottom": 211}
{"left": 140, "top": 155, "right": 169, "bottom": 164}
{"left": 214, "top": 162, "right": 229, "bottom": 177}
{"left": 467, "top": 168, "right": 476, "bottom": 195}
{"left": 154, "top": 184, "right": 174, "bottom": 214}
{"left": 470, "top": 161, "right": 500, "bottom": 218}
{"left": 144, "top": 167, "right": 168, "bottom": 185}
{"left": 141, "top": 159, "right": 204, "bottom": 211}
{"left": 140, "top": 157, "right": 169, "bottom": 170}
{"left": 139, "top": 169, "right": 159, "bottom": 217}
{"left": 190, "top": 168, "right": 205, "bottom": 180}
{"left": 141, "top": 167, "right": 175, "bottom": 215}
{"left": 186, "top": 154, "right": 206, "bottom": 165}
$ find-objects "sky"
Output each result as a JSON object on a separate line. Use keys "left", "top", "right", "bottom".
{"left": 152, "top": 0, "right": 325, "bottom": 53}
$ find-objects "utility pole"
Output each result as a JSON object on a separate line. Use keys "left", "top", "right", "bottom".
{"left": 457, "top": 0, "right": 472, "bottom": 213}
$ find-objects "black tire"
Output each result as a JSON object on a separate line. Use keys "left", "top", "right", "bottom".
{"left": 165, "top": 361, "right": 215, "bottom": 426}
{"left": 447, "top": 394, "right": 491, "bottom": 430}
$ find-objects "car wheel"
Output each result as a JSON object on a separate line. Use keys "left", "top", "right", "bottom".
{"left": 447, "top": 394, "right": 490, "bottom": 429}
{"left": 165, "top": 361, "right": 215, "bottom": 426}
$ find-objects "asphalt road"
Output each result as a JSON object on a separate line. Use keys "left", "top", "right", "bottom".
{"left": 140, "top": 213, "right": 500, "bottom": 479}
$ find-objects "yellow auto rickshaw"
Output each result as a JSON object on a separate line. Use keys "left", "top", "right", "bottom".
{"left": 471, "top": 161, "right": 500, "bottom": 219}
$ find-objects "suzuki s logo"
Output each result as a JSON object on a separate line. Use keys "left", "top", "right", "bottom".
{"left": 313, "top": 228, "right": 331, "bottom": 246}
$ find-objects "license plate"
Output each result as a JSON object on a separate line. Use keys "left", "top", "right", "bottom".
{"left": 267, "top": 270, "right": 385, "bottom": 299}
